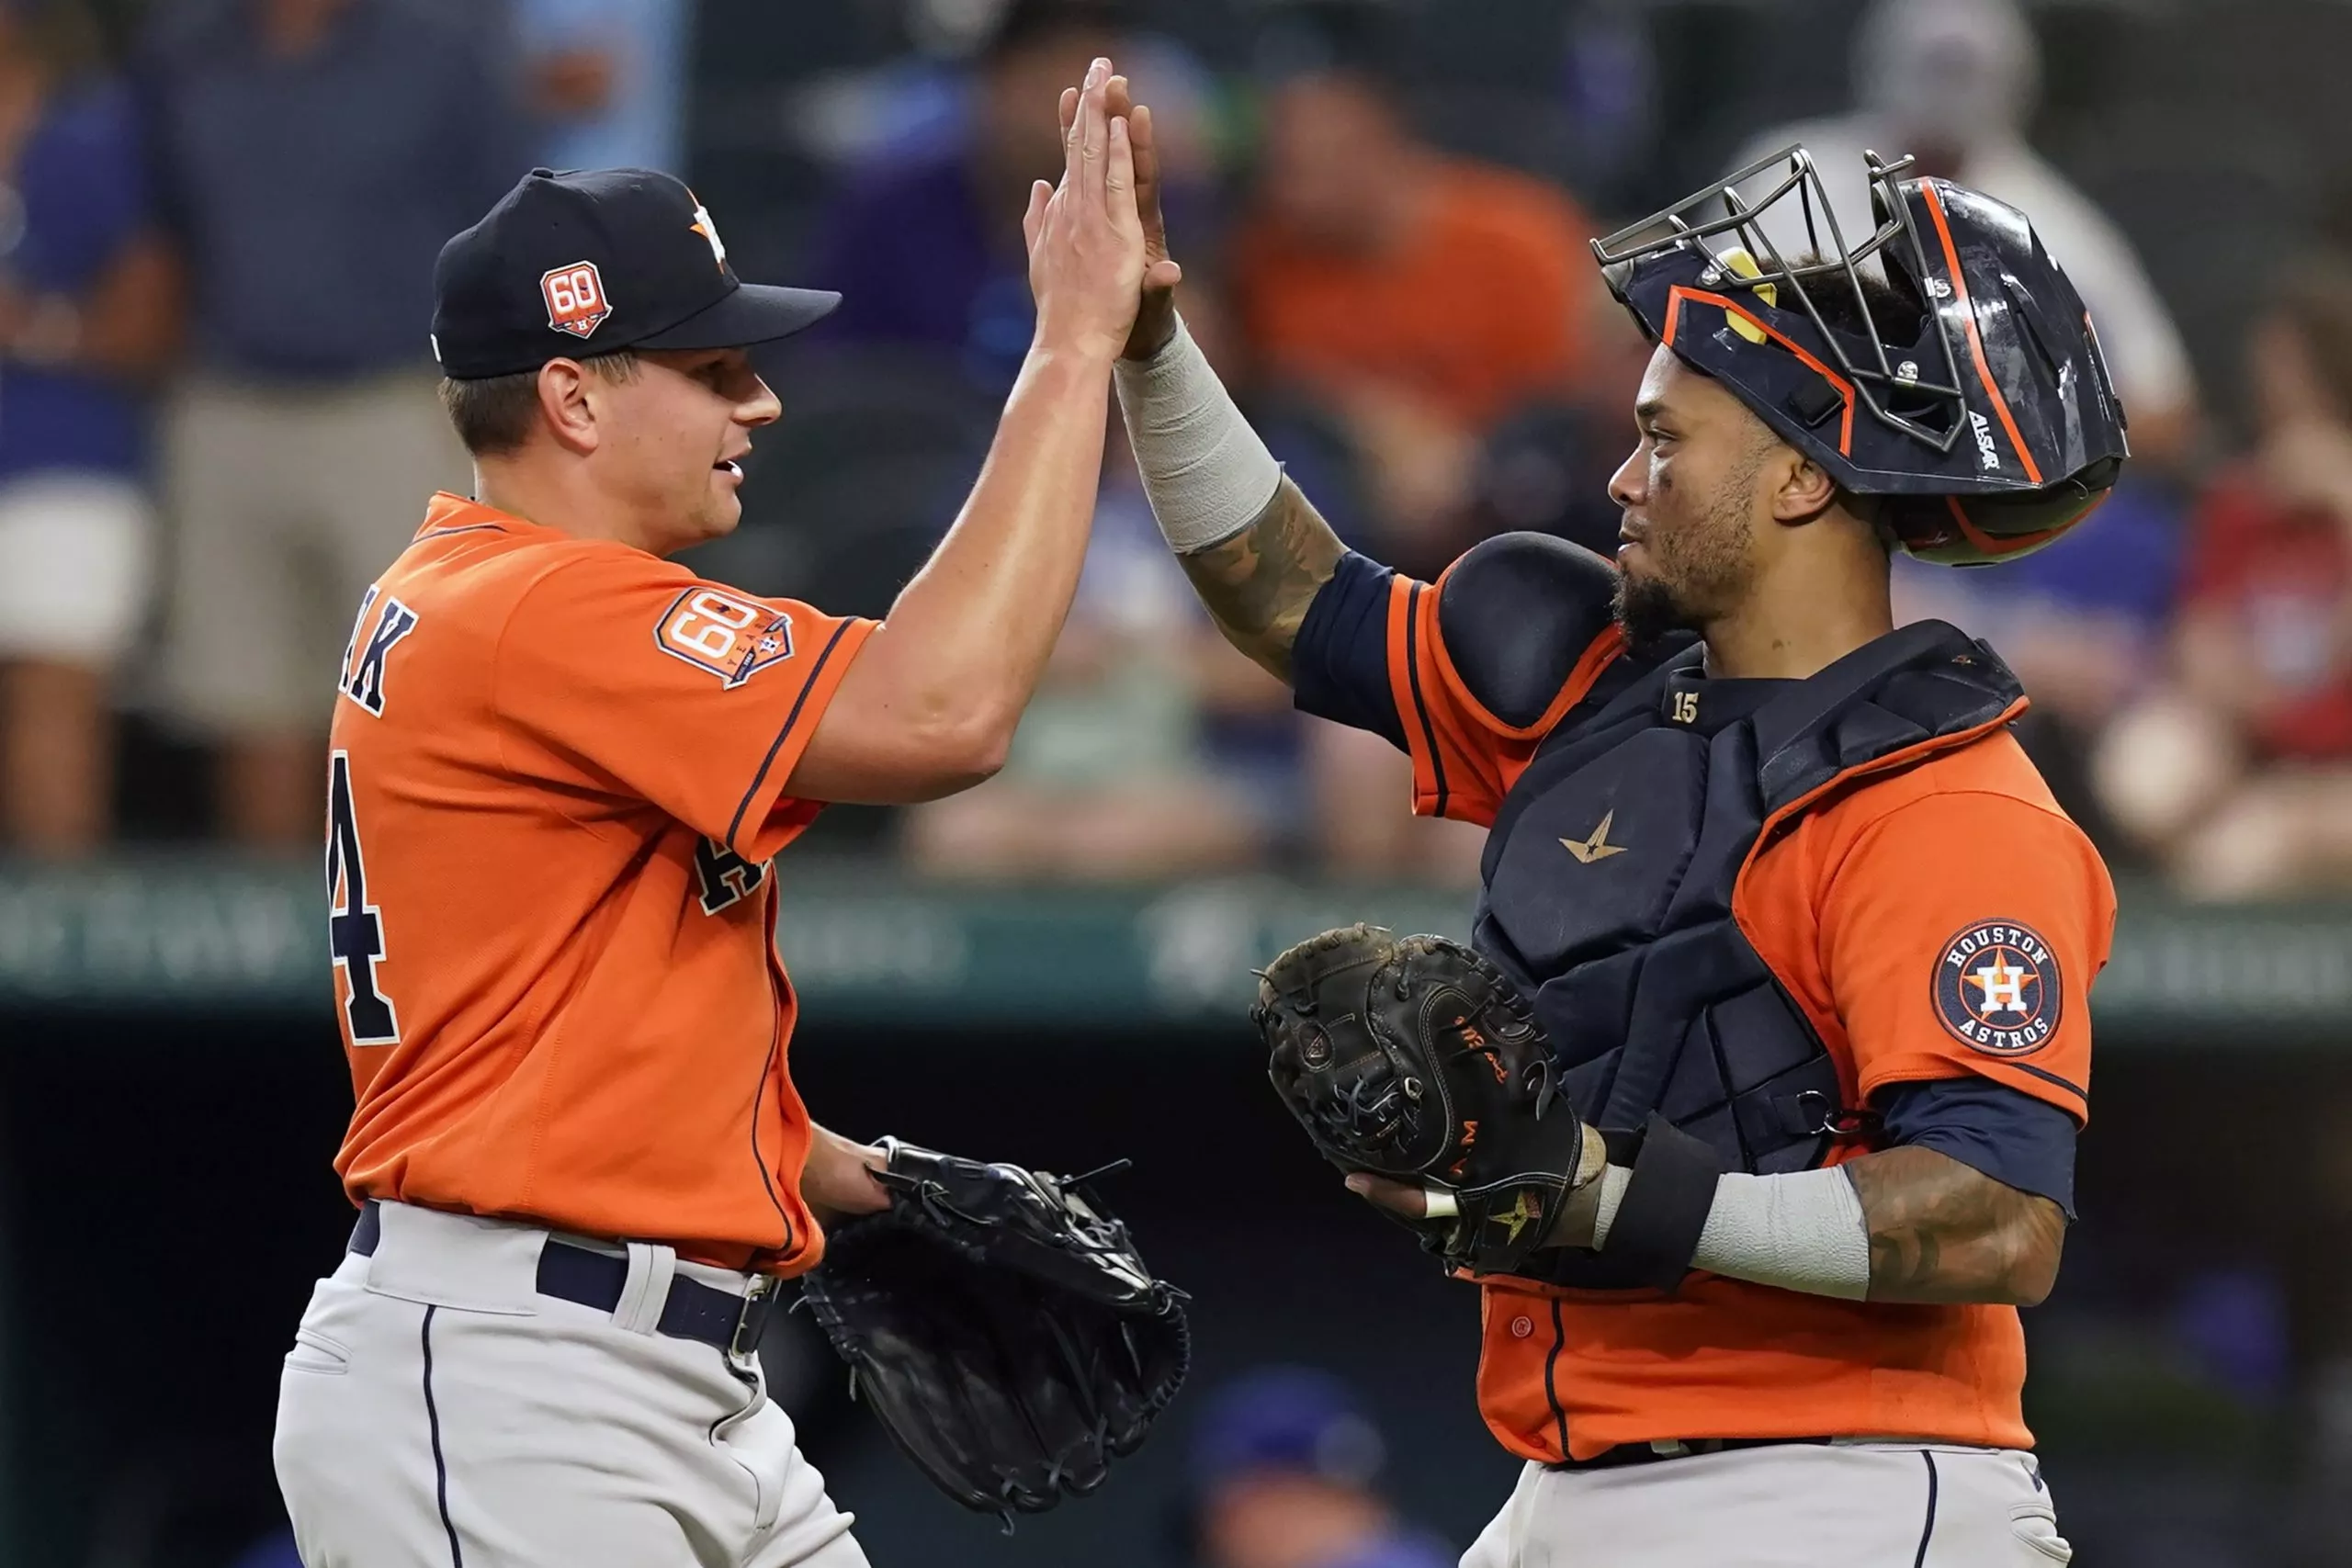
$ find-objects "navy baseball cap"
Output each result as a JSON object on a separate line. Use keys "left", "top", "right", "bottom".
{"left": 431, "top": 167, "right": 841, "bottom": 380}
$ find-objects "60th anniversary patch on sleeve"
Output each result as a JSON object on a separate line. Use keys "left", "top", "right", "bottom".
{"left": 1933, "top": 920, "right": 2062, "bottom": 1055}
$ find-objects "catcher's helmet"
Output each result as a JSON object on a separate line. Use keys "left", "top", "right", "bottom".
{"left": 1591, "top": 146, "right": 2128, "bottom": 566}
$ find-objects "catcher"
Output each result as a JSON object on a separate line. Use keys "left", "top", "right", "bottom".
{"left": 1115, "top": 80, "right": 2116, "bottom": 1568}
{"left": 274, "top": 61, "right": 1183, "bottom": 1568}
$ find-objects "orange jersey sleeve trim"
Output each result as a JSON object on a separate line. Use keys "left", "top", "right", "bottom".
{"left": 1385, "top": 574, "right": 1469, "bottom": 819}
{"left": 1385, "top": 567, "right": 1630, "bottom": 824}
{"left": 725, "top": 615, "right": 876, "bottom": 863}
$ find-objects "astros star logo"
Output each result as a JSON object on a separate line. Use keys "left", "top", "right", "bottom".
{"left": 1966, "top": 953, "right": 2033, "bottom": 1018}
{"left": 1560, "top": 809, "right": 1629, "bottom": 864}
{"left": 1487, "top": 1190, "right": 1544, "bottom": 1246}
{"left": 688, "top": 198, "right": 728, "bottom": 273}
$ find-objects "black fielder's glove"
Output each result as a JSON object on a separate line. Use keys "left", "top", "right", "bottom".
{"left": 797, "top": 1139, "right": 1190, "bottom": 1523}
{"left": 1253, "top": 924, "right": 1597, "bottom": 1276}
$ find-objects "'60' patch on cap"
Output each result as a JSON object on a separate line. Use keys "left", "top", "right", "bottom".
{"left": 1932, "top": 920, "right": 2062, "bottom": 1056}
{"left": 541, "top": 259, "right": 612, "bottom": 340}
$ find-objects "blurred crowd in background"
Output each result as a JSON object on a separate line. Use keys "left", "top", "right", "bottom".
{"left": 3, "top": 8, "right": 2348, "bottom": 1567}
{"left": 0, "top": 0, "right": 2349, "bottom": 898}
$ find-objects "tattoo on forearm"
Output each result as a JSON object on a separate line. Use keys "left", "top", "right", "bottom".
{"left": 1843, "top": 1145, "right": 2066, "bottom": 1305}
{"left": 1177, "top": 478, "right": 1346, "bottom": 682}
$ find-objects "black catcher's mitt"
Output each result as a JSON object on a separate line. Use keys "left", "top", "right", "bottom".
{"left": 797, "top": 1139, "right": 1189, "bottom": 1521}
{"left": 1253, "top": 924, "right": 1596, "bottom": 1275}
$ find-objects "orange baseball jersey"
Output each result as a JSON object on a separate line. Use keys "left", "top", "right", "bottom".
{"left": 324, "top": 492, "right": 874, "bottom": 1273}
{"left": 1368, "top": 557, "right": 2115, "bottom": 1461}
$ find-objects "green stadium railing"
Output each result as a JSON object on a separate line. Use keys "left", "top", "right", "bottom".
{"left": 0, "top": 855, "right": 2347, "bottom": 1043}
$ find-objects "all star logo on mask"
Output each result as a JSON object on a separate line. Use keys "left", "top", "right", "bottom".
{"left": 1968, "top": 410, "right": 2002, "bottom": 472}
{"left": 1932, "top": 919, "right": 2062, "bottom": 1056}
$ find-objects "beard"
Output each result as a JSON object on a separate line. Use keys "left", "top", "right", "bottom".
{"left": 1611, "top": 450, "right": 1765, "bottom": 650}
{"left": 1611, "top": 572, "right": 1693, "bottom": 649}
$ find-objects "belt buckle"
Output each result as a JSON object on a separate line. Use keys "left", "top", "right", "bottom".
{"left": 729, "top": 1274, "right": 777, "bottom": 1359}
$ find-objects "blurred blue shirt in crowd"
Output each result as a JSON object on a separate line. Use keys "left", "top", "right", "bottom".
{"left": 1190, "top": 1365, "right": 1455, "bottom": 1568}
{"left": 514, "top": 0, "right": 690, "bottom": 174}
{"left": 807, "top": 32, "right": 1216, "bottom": 389}
{"left": 0, "top": 74, "right": 149, "bottom": 482}
{"left": 808, "top": 150, "right": 1034, "bottom": 383}
{"left": 140, "top": 0, "right": 528, "bottom": 378}
{"left": 1893, "top": 477, "right": 2186, "bottom": 653}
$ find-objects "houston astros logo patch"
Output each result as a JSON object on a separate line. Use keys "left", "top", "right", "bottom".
{"left": 1933, "top": 920, "right": 2062, "bottom": 1056}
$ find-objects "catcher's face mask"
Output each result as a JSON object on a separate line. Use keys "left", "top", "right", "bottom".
{"left": 1591, "top": 145, "right": 2129, "bottom": 566}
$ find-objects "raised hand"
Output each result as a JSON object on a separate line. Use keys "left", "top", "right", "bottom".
{"left": 1103, "top": 74, "right": 1183, "bottom": 360}
{"left": 1022, "top": 57, "right": 1148, "bottom": 366}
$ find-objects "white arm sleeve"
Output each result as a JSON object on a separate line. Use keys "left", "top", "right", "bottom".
{"left": 1112, "top": 316, "right": 1284, "bottom": 555}
{"left": 1589, "top": 1163, "right": 1872, "bottom": 1301}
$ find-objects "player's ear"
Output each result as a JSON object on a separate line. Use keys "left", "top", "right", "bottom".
{"left": 536, "top": 359, "right": 602, "bottom": 457}
{"left": 1768, "top": 445, "right": 1840, "bottom": 526}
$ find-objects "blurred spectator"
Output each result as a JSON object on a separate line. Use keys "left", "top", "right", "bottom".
{"left": 2094, "top": 257, "right": 2352, "bottom": 898}
{"left": 1232, "top": 49, "right": 1590, "bottom": 578}
{"left": 141, "top": 0, "right": 526, "bottom": 845}
{"left": 1230, "top": 33, "right": 1594, "bottom": 884}
{"left": 808, "top": 0, "right": 1125, "bottom": 381}
{"left": 1891, "top": 479, "right": 2187, "bottom": 857}
{"left": 1458, "top": 232, "right": 1663, "bottom": 561}
{"left": 1185, "top": 1366, "right": 1453, "bottom": 1568}
{"left": 0, "top": 0, "right": 176, "bottom": 854}
{"left": 903, "top": 422, "right": 1284, "bottom": 879}
{"left": 514, "top": 0, "right": 691, "bottom": 173}
{"left": 1731, "top": 0, "right": 2198, "bottom": 468}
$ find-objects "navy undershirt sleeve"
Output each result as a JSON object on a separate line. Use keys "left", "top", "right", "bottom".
{"left": 1291, "top": 549, "right": 1407, "bottom": 749}
{"left": 1872, "top": 1077, "right": 2079, "bottom": 1220}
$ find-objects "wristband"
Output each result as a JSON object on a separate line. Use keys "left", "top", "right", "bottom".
{"left": 1590, "top": 1152, "right": 1871, "bottom": 1301}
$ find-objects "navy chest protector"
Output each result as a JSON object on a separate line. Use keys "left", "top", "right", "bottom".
{"left": 1472, "top": 620, "right": 2022, "bottom": 1291}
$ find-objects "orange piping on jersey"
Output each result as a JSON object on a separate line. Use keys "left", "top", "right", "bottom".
{"left": 1919, "top": 183, "right": 2043, "bottom": 487}
{"left": 1665, "top": 285, "right": 1855, "bottom": 457}
{"left": 1385, "top": 575, "right": 1450, "bottom": 817}
{"left": 1422, "top": 556, "right": 1631, "bottom": 740}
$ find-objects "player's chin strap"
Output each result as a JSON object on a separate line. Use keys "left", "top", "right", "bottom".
{"left": 1579, "top": 1115, "right": 1873, "bottom": 1301}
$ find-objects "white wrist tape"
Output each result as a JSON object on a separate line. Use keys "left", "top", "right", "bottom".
{"left": 1113, "top": 316, "right": 1284, "bottom": 554}
{"left": 1589, "top": 1164, "right": 1871, "bottom": 1301}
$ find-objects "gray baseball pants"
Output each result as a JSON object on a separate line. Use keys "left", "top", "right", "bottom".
{"left": 1463, "top": 1440, "right": 2072, "bottom": 1566}
{"left": 274, "top": 1201, "right": 867, "bottom": 1568}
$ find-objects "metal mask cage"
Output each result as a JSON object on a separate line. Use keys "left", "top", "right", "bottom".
{"left": 1590, "top": 145, "right": 1972, "bottom": 458}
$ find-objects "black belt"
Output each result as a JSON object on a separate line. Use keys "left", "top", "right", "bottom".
{"left": 1548, "top": 1436, "right": 1836, "bottom": 1472}
{"left": 347, "top": 1201, "right": 776, "bottom": 1358}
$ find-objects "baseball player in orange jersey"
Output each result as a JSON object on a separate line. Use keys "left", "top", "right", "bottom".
{"left": 273, "top": 60, "right": 1166, "bottom": 1568}
{"left": 1108, "top": 77, "right": 2121, "bottom": 1565}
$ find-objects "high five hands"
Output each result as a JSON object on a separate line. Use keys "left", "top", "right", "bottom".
{"left": 1099, "top": 73, "right": 1182, "bottom": 362}
{"left": 1023, "top": 57, "right": 1158, "bottom": 365}
{"left": 1024, "top": 58, "right": 1183, "bottom": 367}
